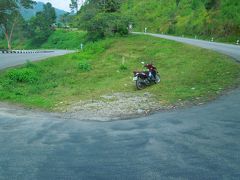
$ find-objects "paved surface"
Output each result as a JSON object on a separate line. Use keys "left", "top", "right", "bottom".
{"left": 134, "top": 32, "right": 240, "bottom": 61}
{"left": 0, "top": 36, "right": 240, "bottom": 179}
{"left": 0, "top": 50, "right": 74, "bottom": 70}
{"left": 0, "top": 89, "right": 239, "bottom": 179}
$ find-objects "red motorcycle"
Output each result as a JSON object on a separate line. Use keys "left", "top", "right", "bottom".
{"left": 133, "top": 62, "right": 160, "bottom": 90}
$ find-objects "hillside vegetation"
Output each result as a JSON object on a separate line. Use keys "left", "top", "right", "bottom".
{"left": 20, "top": 1, "right": 67, "bottom": 21}
{"left": 41, "top": 30, "right": 86, "bottom": 49}
{"left": 121, "top": 0, "right": 240, "bottom": 41}
{"left": 0, "top": 1, "right": 75, "bottom": 50}
{"left": 0, "top": 30, "right": 86, "bottom": 49}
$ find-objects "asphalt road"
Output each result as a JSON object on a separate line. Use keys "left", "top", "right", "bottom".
{"left": 0, "top": 50, "right": 74, "bottom": 70}
{"left": 0, "top": 36, "right": 240, "bottom": 179}
{"left": 134, "top": 32, "right": 240, "bottom": 62}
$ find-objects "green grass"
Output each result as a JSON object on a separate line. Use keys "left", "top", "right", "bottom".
{"left": 40, "top": 29, "right": 87, "bottom": 49}
{"left": 0, "top": 35, "right": 239, "bottom": 110}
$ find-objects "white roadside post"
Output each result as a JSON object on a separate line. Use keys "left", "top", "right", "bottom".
{"left": 80, "top": 43, "right": 83, "bottom": 50}
{"left": 122, "top": 56, "right": 125, "bottom": 65}
{"left": 128, "top": 24, "right": 133, "bottom": 32}
{"left": 236, "top": 40, "right": 239, "bottom": 45}
{"left": 211, "top": 37, "right": 214, "bottom": 42}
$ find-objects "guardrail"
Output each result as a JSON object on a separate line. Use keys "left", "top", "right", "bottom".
{"left": 0, "top": 49, "right": 54, "bottom": 54}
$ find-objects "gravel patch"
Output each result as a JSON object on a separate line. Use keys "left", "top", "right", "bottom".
{"left": 62, "top": 92, "right": 164, "bottom": 121}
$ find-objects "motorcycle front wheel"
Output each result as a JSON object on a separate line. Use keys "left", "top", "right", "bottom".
{"left": 155, "top": 74, "right": 161, "bottom": 83}
{"left": 136, "top": 78, "right": 146, "bottom": 90}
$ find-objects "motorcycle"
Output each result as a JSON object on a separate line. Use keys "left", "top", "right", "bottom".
{"left": 133, "top": 62, "right": 160, "bottom": 90}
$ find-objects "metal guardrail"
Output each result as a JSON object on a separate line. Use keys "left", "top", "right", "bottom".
{"left": 0, "top": 49, "right": 54, "bottom": 54}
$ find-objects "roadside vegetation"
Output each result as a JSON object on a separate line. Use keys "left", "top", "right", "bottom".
{"left": 120, "top": 0, "right": 240, "bottom": 43}
{"left": 0, "top": 29, "right": 86, "bottom": 50}
{"left": 73, "top": 0, "right": 130, "bottom": 41}
{"left": 0, "top": 0, "right": 57, "bottom": 49}
{"left": 40, "top": 30, "right": 86, "bottom": 49}
{"left": 0, "top": 35, "right": 239, "bottom": 110}
{"left": 1, "top": 0, "right": 240, "bottom": 50}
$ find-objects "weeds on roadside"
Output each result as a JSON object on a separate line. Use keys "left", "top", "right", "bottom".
{"left": 119, "top": 64, "right": 128, "bottom": 71}
{"left": 7, "top": 68, "right": 38, "bottom": 83}
{"left": 78, "top": 61, "right": 92, "bottom": 71}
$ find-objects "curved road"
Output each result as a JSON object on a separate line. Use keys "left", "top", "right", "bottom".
{"left": 0, "top": 50, "right": 74, "bottom": 70}
{"left": 0, "top": 37, "right": 240, "bottom": 179}
{"left": 134, "top": 32, "right": 240, "bottom": 62}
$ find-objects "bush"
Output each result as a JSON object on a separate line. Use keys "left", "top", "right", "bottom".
{"left": 7, "top": 68, "right": 39, "bottom": 83}
{"left": 78, "top": 61, "right": 92, "bottom": 71}
{"left": 119, "top": 64, "right": 128, "bottom": 71}
{"left": 86, "top": 13, "right": 131, "bottom": 41}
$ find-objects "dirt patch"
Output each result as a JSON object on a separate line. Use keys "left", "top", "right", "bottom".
{"left": 62, "top": 92, "right": 166, "bottom": 121}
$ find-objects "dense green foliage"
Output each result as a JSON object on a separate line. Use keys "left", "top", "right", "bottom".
{"left": 20, "top": 2, "right": 67, "bottom": 21}
{"left": 0, "top": 0, "right": 35, "bottom": 49}
{"left": 71, "top": 0, "right": 240, "bottom": 42}
{"left": 0, "top": 35, "right": 239, "bottom": 109}
{"left": 121, "top": 0, "right": 240, "bottom": 40}
{"left": 0, "top": 1, "right": 59, "bottom": 49}
{"left": 76, "top": 0, "right": 130, "bottom": 40}
{"left": 26, "top": 2, "right": 56, "bottom": 46}
{"left": 0, "top": 29, "right": 87, "bottom": 49}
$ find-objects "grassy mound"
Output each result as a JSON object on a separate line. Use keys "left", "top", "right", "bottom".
{"left": 0, "top": 35, "right": 239, "bottom": 110}
{"left": 40, "top": 29, "right": 87, "bottom": 49}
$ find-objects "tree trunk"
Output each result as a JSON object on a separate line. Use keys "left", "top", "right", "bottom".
{"left": 1, "top": 25, "right": 10, "bottom": 49}
{"left": 8, "top": 17, "right": 18, "bottom": 50}
{"left": 1, "top": 16, "right": 18, "bottom": 50}
{"left": 7, "top": 39, "right": 11, "bottom": 50}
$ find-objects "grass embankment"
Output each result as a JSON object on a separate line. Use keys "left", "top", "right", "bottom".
{"left": 40, "top": 29, "right": 86, "bottom": 49}
{"left": 0, "top": 35, "right": 239, "bottom": 110}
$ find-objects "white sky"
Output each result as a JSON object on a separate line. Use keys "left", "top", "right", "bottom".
{"left": 38, "top": 0, "right": 72, "bottom": 12}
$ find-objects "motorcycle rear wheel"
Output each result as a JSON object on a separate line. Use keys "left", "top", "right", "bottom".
{"left": 136, "top": 78, "right": 146, "bottom": 90}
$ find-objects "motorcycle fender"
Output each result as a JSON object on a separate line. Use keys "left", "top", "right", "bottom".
{"left": 138, "top": 74, "right": 147, "bottom": 79}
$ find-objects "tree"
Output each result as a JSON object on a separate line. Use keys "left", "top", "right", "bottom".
{"left": 28, "top": 2, "right": 56, "bottom": 45}
{"left": 0, "top": 0, "right": 35, "bottom": 49}
{"left": 60, "top": 13, "right": 71, "bottom": 27}
{"left": 70, "top": 0, "right": 79, "bottom": 13}
{"left": 69, "top": 0, "right": 84, "bottom": 13}
{"left": 176, "top": 0, "right": 181, "bottom": 7}
{"left": 43, "top": 2, "right": 56, "bottom": 24}
{"left": 86, "top": 13, "right": 129, "bottom": 40}
{"left": 99, "top": 0, "right": 121, "bottom": 12}
{"left": 76, "top": 0, "right": 130, "bottom": 40}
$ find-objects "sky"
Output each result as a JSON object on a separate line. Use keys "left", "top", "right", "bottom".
{"left": 37, "top": 0, "right": 72, "bottom": 12}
